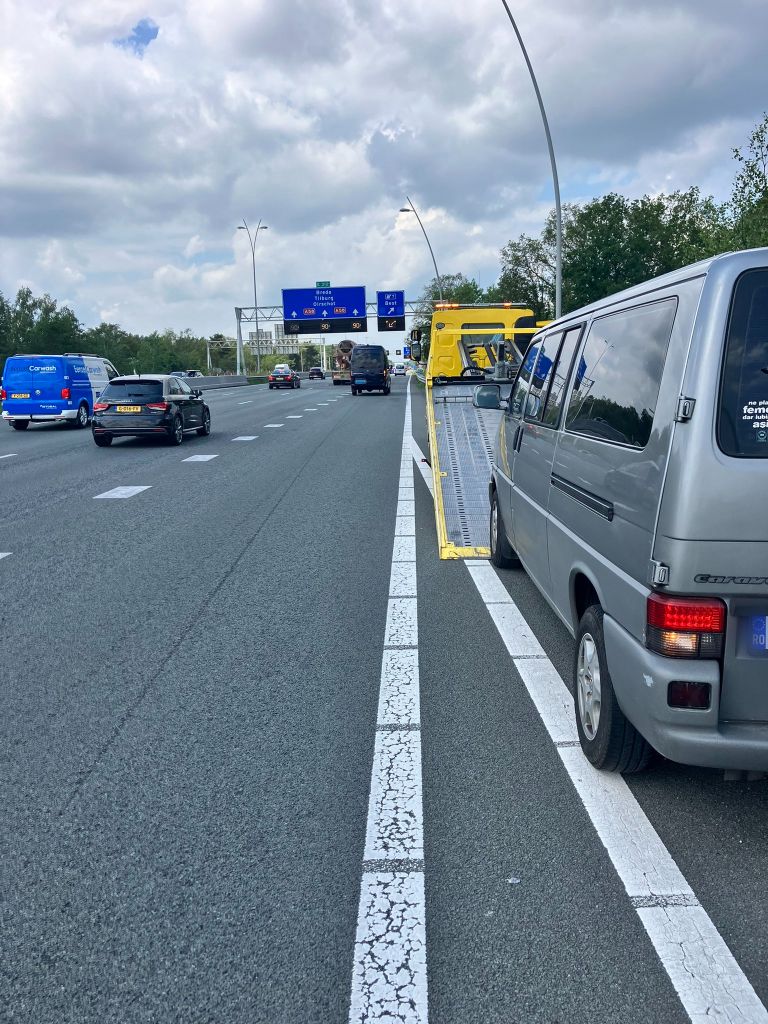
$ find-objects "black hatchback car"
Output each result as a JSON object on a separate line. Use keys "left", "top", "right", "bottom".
{"left": 268, "top": 367, "right": 301, "bottom": 389}
{"left": 308, "top": 366, "right": 325, "bottom": 380}
{"left": 91, "top": 375, "right": 211, "bottom": 447}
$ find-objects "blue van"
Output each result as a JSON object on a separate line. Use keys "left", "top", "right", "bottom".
{"left": 1, "top": 353, "right": 120, "bottom": 430}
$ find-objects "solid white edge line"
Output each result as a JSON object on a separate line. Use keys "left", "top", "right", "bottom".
{"left": 0, "top": 454, "right": 17, "bottom": 460}
{"left": 410, "top": 437, "right": 434, "bottom": 497}
{"left": 349, "top": 376, "right": 428, "bottom": 1023}
{"left": 464, "top": 558, "right": 768, "bottom": 1024}
{"left": 0, "top": 552, "right": 11, "bottom": 560}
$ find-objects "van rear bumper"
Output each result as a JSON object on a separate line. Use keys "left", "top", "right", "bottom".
{"left": 603, "top": 614, "right": 768, "bottom": 771}
{"left": 2, "top": 409, "right": 77, "bottom": 422}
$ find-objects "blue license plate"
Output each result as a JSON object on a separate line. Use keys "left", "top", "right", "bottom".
{"left": 750, "top": 616, "right": 768, "bottom": 653}
{"left": 355, "top": 379, "right": 366, "bottom": 385}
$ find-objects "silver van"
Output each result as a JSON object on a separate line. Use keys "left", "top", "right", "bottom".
{"left": 482, "top": 249, "right": 768, "bottom": 773}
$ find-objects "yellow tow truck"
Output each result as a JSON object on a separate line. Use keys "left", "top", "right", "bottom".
{"left": 425, "top": 303, "right": 547, "bottom": 559}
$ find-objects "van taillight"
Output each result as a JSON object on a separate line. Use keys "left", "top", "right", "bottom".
{"left": 646, "top": 594, "right": 726, "bottom": 658}
{"left": 0, "top": 388, "right": 5, "bottom": 401}
{"left": 61, "top": 387, "right": 71, "bottom": 400}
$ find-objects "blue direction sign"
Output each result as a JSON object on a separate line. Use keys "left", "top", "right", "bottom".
{"left": 377, "top": 289, "right": 405, "bottom": 332}
{"left": 282, "top": 285, "right": 366, "bottom": 322}
{"left": 376, "top": 290, "right": 405, "bottom": 317}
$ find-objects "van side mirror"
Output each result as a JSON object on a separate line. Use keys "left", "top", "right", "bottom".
{"left": 473, "top": 383, "right": 502, "bottom": 410}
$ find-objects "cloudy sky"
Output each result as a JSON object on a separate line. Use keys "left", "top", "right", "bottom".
{"left": 1, "top": 0, "right": 767, "bottom": 344}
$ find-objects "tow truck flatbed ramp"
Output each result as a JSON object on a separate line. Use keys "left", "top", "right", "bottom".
{"left": 423, "top": 303, "right": 547, "bottom": 560}
{"left": 428, "top": 384, "right": 501, "bottom": 558}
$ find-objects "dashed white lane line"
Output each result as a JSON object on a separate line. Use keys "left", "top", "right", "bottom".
{"left": 238, "top": 400, "right": 253, "bottom": 405}
{"left": 0, "top": 454, "right": 17, "bottom": 460}
{"left": 464, "top": 560, "right": 768, "bottom": 1024}
{"left": 318, "top": 402, "right": 330, "bottom": 406}
{"left": 94, "top": 486, "right": 151, "bottom": 499}
{"left": 304, "top": 408, "right": 318, "bottom": 412}
{"left": 182, "top": 454, "right": 219, "bottom": 462}
{"left": 263, "top": 423, "right": 284, "bottom": 428}
{"left": 232, "top": 436, "right": 258, "bottom": 441}
{"left": 286, "top": 415, "right": 303, "bottom": 419}
{"left": 349, "top": 377, "right": 427, "bottom": 1024}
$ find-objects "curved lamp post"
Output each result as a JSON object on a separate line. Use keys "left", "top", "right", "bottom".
{"left": 238, "top": 219, "right": 269, "bottom": 372}
{"left": 499, "top": 1, "right": 562, "bottom": 319}
{"left": 399, "top": 197, "right": 444, "bottom": 302}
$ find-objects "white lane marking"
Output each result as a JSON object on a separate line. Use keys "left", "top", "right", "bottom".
{"left": 465, "top": 558, "right": 768, "bottom": 1024}
{"left": 94, "top": 486, "right": 151, "bottom": 499}
{"left": 232, "top": 435, "right": 258, "bottom": 441}
{"left": 263, "top": 423, "right": 283, "bottom": 428}
{"left": 363, "top": 730, "right": 423, "bottom": 861}
{"left": 182, "top": 454, "right": 219, "bottom": 462}
{"left": 0, "top": 454, "right": 17, "bottom": 460}
{"left": 377, "top": 649, "right": 420, "bottom": 726}
{"left": 318, "top": 402, "right": 330, "bottom": 406}
{"left": 350, "top": 376, "right": 428, "bottom": 1023}
{"left": 238, "top": 400, "right": 253, "bottom": 405}
{"left": 394, "top": 516, "right": 415, "bottom": 538}
{"left": 349, "top": 875, "right": 427, "bottom": 1024}
{"left": 286, "top": 415, "right": 303, "bottom": 419}
{"left": 328, "top": 399, "right": 339, "bottom": 402}
{"left": 0, "top": 552, "right": 11, "bottom": 560}
{"left": 304, "top": 408, "right": 318, "bottom": 412}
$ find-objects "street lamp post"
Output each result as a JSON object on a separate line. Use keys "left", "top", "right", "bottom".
{"left": 238, "top": 219, "right": 269, "bottom": 372}
{"left": 499, "top": 1, "right": 562, "bottom": 320}
{"left": 399, "top": 197, "right": 444, "bottom": 302}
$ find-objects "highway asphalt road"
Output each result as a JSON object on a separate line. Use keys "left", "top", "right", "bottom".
{"left": 1, "top": 376, "right": 767, "bottom": 1023}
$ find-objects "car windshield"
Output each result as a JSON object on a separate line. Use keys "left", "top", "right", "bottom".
{"left": 101, "top": 381, "right": 163, "bottom": 400}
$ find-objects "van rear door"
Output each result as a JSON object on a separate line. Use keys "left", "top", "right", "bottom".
{"left": 2, "top": 357, "right": 66, "bottom": 416}
{"left": 654, "top": 262, "right": 768, "bottom": 722}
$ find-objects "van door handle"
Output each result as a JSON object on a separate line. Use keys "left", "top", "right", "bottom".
{"left": 513, "top": 424, "right": 524, "bottom": 452}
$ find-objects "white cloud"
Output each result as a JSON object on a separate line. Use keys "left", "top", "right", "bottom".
{"left": 1, "top": 0, "right": 767, "bottom": 337}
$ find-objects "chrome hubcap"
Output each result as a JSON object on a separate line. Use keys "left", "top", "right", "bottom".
{"left": 577, "top": 632, "right": 601, "bottom": 741}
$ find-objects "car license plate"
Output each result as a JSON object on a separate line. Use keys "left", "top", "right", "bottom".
{"left": 750, "top": 616, "right": 768, "bottom": 653}
{"left": 116, "top": 405, "right": 141, "bottom": 413}
{"left": 10, "top": 393, "right": 30, "bottom": 399}
{"left": 355, "top": 379, "right": 366, "bottom": 385}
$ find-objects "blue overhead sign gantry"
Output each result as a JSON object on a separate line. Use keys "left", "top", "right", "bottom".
{"left": 282, "top": 285, "right": 368, "bottom": 335}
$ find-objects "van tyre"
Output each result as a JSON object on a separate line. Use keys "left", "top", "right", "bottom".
{"left": 169, "top": 415, "right": 184, "bottom": 446}
{"left": 574, "top": 605, "right": 652, "bottom": 774}
{"left": 11, "top": 421, "right": 29, "bottom": 431}
{"left": 489, "top": 490, "right": 520, "bottom": 569}
{"left": 73, "top": 403, "right": 89, "bottom": 428}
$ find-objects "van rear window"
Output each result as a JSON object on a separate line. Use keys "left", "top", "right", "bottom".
{"left": 351, "top": 348, "right": 386, "bottom": 371}
{"left": 719, "top": 269, "right": 768, "bottom": 458}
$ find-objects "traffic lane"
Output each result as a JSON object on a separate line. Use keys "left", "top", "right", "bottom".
{"left": 4, "top": 378, "right": 404, "bottom": 1021}
{"left": 0, "top": 384, "right": 362, "bottom": 827}
{"left": 414, "top": 478, "right": 686, "bottom": 1023}
{"left": 490, "top": 557, "right": 768, "bottom": 1007}
{"left": 0, "top": 384, "right": 342, "bottom": 527}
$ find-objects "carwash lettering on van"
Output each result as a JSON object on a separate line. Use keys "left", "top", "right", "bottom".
{"left": 1, "top": 354, "right": 119, "bottom": 430}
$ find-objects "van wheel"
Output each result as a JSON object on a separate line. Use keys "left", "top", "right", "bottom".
{"left": 11, "top": 421, "right": 29, "bottom": 431}
{"left": 73, "top": 403, "right": 89, "bottom": 428}
{"left": 490, "top": 490, "right": 520, "bottom": 569}
{"left": 574, "top": 605, "right": 652, "bottom": 773}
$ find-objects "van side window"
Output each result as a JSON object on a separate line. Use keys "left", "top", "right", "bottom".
{"left": 508, "top": 345, "right": 532, "bottom": 417}
{"left": 541, "top": 326, "right": 583, "bottom": 427}
{"left": 523, "top": 332, "right": 561, "bottom": 421}
{"left": 106, "top": 364, "right": 119, "bottom": 380}
{"left": 564, "top": 299, "right": 677, "bottom": 448}
{"left": 718, "top": 269, "right": 768, "bottom": 458}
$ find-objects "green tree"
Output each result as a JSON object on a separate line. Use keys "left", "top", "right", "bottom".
{"left": 731, "top": 112, "right": 768, "bottom": 249}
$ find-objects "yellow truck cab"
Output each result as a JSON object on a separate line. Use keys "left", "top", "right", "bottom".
{"left": 425, "top": 303, "right": 546, "bottom": 558}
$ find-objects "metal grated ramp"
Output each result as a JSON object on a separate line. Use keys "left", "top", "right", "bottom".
{"left": 432, "top": 386, "right": 500, "bottom": 551}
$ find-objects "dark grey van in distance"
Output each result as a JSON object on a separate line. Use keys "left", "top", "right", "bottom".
{"left": 482, "top": 248, "right": 768, "bottom": 773}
